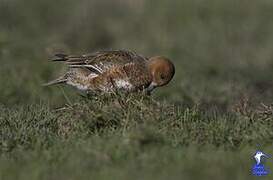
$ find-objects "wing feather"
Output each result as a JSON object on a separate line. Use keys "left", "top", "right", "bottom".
{"left": 51, "top": 50, "right": 147, "bottom": 74}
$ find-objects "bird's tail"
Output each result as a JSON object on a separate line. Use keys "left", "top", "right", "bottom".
{"left": 43, "top": 76, "right": 67, "bottom": 86}
{"left": 51, "top": 53, "right": 86, "bottom": 65}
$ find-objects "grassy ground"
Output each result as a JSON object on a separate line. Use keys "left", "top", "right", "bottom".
{"left": 0, "top": 0, "right": 273, "bottom": 179}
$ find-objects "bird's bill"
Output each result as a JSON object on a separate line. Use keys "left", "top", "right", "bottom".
{"left": 146, "top": 82, "right": 157, "bottom": 92}
{"left": 261, "top": 153, "right": 269, "bottom": 158}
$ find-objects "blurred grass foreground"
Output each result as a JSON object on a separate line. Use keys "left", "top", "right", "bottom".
{"left": 0, "top": 0, "right": 273, "bottom": 179}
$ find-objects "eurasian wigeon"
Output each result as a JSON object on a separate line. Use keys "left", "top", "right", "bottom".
{"left": 44, "top": 50, "right": 175, "bottom": 94}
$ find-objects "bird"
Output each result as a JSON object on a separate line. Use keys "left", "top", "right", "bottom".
{"left": 44, "top": 50, "right": 175, "bottom": 94}
{"left": 254, "top": 151, "right": 268, "bottom": 165}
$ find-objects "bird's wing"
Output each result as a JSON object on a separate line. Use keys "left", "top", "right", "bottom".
{"left": 52, "top": 50, "right": 147, "bottom": 74}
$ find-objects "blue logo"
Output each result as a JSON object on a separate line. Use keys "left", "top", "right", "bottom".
{"left": 252, "top": 151, "right": 270, "bottom": 176}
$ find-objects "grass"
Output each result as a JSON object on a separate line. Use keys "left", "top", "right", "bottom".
{"left": 0, "top": 0, "right": 273, "bottom": 179}
{"left": 1, "top": 95, "right": 273, "bottom": 179}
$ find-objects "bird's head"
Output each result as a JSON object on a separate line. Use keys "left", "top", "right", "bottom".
{"left": 255, "top": 151, "right": 268, "bottom": 158}
{"left": 147, "top": 56, "right": 175, "bottom": 90}
{"left": 254, "top": 151, "right": 269, "bottom": 165}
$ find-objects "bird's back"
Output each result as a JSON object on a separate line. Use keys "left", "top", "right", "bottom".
{"left": 46, "top": 50, "right": 152, "bottom": 92}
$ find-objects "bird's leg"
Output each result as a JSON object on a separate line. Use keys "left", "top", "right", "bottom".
{"left": 108, "top": 76, "right": 118, "bottom": 93}
{"left": 108, "top": 76, "right": 127, "bottom": 108}
{"left": 142, "top": 87, "right": 152, "bottom": 96}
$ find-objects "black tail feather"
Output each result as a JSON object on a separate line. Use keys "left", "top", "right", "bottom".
{"left": 51, "top": 53, "right": 68, "bottom": 61}
{"left": 51, "top": 54, "right": 86, "bottom": 64}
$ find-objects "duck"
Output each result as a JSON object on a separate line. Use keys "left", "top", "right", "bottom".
{"left": 44, "top": 50, "right": 175, "bottom": 94}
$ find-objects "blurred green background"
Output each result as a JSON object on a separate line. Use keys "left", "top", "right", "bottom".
{"left": 0, "top": 0, "right": 273, "bottom": 179}
{"left": 1, "top": 0, "right": 272, "bottom": 107}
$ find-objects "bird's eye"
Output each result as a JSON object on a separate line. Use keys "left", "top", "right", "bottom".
{"left": 160, "top": 74, "right": 166, "bottom": 80}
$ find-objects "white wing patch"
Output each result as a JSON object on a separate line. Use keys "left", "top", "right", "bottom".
{"left": 88, "top": 73, "right": 98, "bottom": 78}
{"left": 69, "top": 64, "right": 103, "bottom": 74}
{"left": 115, "top": 79, "right": 134, "bottom": 90}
